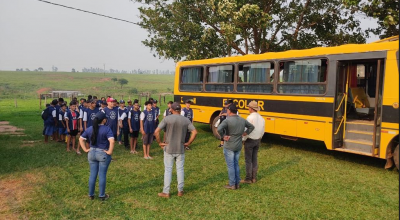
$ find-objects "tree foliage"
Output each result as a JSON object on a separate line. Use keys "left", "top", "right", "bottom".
{"left": 344, "top": 0, "right": 399, "bottom": 39}
{"left": 118, "top": 78, "right": 129, "bottom": 89}
{"left": 135, "top": 0, "right": 369, "bottom": 61}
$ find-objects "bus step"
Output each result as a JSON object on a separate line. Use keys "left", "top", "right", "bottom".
{"left": 345, "top": 130, "right": 373, "bottom": 142}
{"left": 345, "top": 121, "right": 374, "bottom": 132}
{"left": 343, "top": 139, "right": 373, "bottom": 154}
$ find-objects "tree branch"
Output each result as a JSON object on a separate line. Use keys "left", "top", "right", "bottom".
{"left": 293, "top": 0, "right": 311, "bottom": 43}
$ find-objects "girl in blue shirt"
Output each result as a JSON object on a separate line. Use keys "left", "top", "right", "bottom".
{"left": 79, "top": 111, "right": 115, "bottom": 201}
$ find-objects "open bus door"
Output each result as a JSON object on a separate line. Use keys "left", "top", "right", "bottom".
{"left": 333, "top": 60, "right": 384, "bottom": 156}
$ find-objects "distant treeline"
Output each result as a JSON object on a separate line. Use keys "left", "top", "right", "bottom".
{"left": 81, "top": 67, "right": 175, "bottom": 75}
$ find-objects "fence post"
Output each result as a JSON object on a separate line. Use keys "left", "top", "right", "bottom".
{"left": 159, "top": 94, "right": 162, "bottom": 106}
{"left": 39, "top": 94, "right": 42, "bottom": 109}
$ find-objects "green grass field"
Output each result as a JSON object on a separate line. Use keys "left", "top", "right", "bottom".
{"left": 0, "top": 71, "right": 398, "bottom": 219}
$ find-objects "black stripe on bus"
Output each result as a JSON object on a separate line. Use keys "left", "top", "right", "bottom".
{"left": 382, "top": 105, "right": 399, "bottom": 124}
{"left": 175, "top": 96, "right": 333, "bottom": 117}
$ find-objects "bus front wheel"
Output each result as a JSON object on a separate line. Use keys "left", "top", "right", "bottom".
{"left": 394, "top": 144, "right": 399, "bottom": 170}
{"left": 211, "top": 116, "right": 221, "bottom": 140}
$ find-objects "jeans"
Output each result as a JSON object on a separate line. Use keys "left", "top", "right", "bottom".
{"left": 223, "top": 148, "right": 241, "bottom": 186}
{"left": 244, "top": 138, "right": 260, "bottom": 181}
{"left": 163, "top": 151, "right": 185, "bottom": 194}
{"left": 88, "top": 148, "right": 112, "bottom": 197}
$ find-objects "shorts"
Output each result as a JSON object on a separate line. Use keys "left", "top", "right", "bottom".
{"left": 142, "top": 133, "right": 154, "bottom": 145}
{"left": 69, "top": 129, "right": 79, "bottom": 137}
{"left": 44, "top": 125, "right": 55, "bottom": 136}
{"left": 59, "top": 127, "right": 68, "bottom": 135}
{"left": 130, "top": 131, "right": 139, "bottom": 138}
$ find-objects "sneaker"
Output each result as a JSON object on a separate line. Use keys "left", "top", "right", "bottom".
{"left": 89, "top": 195, "right": 94, "bottom": 200}
{"left": 185, "top": 147, "right": 190, "bottom": 150}
{"left": 130, "top": 151, "right": 134, "bottom": 154}
{"left": 118, "top": 141, "right": 122, "bottom": 145}
{"left": 99, "top": 194, "right": 109, "bottom": 201}
{"left": 148, "top": 156, "right": 153, "bottom": 160}
{"left": 144, "top": 157, "right": 149, "bottom": 159}
{"left": 218, "top": 144, "right": 223, "bottom": 148}
{"left": 178, "top": 191, "right": 184, "bottom": 197}
{"left": 76, "top": 151, "right": 82, "bottom": 155}
{"left": 252, "top": 178, "right": 256, "bottom": 183}
{"left": 158, "top": 192, "right": 170, "bottom": 198}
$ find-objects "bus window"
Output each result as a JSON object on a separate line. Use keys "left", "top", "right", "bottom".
{"left": 205, "top": 65, "right": 234, "bottom": 92}
{"left": 237, "top": 62, "right": 274, "bottom": 93}
{"left": 180, "top": 67, "right": 203, "bottom": 92}
{"left": 278, "top": 59, "right": 327, "bottom": 94}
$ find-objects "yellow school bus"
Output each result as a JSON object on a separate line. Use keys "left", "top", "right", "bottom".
{"left": 174, "top": 36, "right": 399, "bottom": 169}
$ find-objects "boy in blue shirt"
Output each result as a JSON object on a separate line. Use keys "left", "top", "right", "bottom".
{"left": 140, "top": 101, "right": 156, "bottom": 159}
{"left": 83, "top": 99, "right": 99, "bottom": 149}
{"left": 128, "top": 100, "right": 141, "bottom": 154}
{"left": 118, "top": 100, "right": 130, "bottom": 149}
{"left": 58, "top": 103, "right": 67, "bottom": 142}
{"left": 65, "top": 101, "right": 80, "bottom": 154}
{"left": 103, "top": 97, "right": 119, "bottom": 140}
{"left": 44, "top": 100, "right": 58, "bottom": 143}
{"left": 181, "top": 99, "right": 194, "bottom": 150}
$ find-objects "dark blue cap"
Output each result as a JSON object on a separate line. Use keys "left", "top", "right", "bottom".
{"left": 95, "top": 111, "right": 107, "bottom": 121}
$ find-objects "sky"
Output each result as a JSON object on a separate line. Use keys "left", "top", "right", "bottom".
{"left": 0, "top": 0, "right": 380, "bottom": 72}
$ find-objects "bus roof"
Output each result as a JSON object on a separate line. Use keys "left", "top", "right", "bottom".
{"left": 177, "top": 38, "right": 399, "bottom": 67}
{"left": 371, "top": 35, "right": 399, "bottom": 43}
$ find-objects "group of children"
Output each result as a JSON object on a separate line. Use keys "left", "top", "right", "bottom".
{"left": 41, "top": 95, "right": 195, "bottom": 158}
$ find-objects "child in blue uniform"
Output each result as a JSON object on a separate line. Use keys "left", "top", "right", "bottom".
{"left": 103, "top": 97, "right": 119, "bottom": 140}
{"left": 58, "top": 103, "right": 68, "bottom": 142}
{"left": 44, "top": 100, "right": 58, "bottom": 143}
{"left": 181, "top": 99, "right": 194, "bottom": 150}
{"left": 118, "top": 100, "right": 130, "bottom": 149}
{"left": 65, "top": 101, "right": 80, "bottom": 153}
{"left": 128, "top": 100, "right": 141, "bottom": 154}
{"left": 140, "top": 101, "right": 156, "bottom": 159}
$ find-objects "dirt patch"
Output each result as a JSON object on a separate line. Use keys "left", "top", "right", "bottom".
{"left": 0, "top": 121, "right": 25, "bottom": 136}
{"left": 21, "top": 140, "right": 41, "bottom": 147}
{"left": 96, "top": 78, "right": 111, "bottom": 83}
{"left": 36, "top": 87, "right": 51, "bottom": 95}
{"left": 0, "top": 172, "right": 44, "bottom": 219}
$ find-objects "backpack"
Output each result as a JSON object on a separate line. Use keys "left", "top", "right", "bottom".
{"left": 41, "top": 107, "right": 50, "bottom": 120}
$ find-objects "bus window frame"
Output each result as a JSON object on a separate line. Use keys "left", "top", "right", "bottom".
{"left": 236, "top": 60, "right": 276, "bottom": 94}
{"left": 203, "top": 63, "right": 236, "bottom": 93}
{"left": 179, "top": 66, "right": 205, "bottom": 92}
{"left": 276, "top": 57, "right": 329, "bottom": 96}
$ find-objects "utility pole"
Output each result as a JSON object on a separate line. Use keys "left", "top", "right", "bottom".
{"left": 104, "top": 63, "right": 105, "bottom": 76}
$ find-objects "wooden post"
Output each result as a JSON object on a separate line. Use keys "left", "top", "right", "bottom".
{"left": 45, "top": 96, "right": 47, "bottom": 105}
{"left": 159, "top": 94, "right": 161, "bottom": 106}
{"left": 39, "top": 94, "right": 42, "bottom": 109}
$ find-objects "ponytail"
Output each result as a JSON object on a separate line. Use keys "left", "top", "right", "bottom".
{"left": 90, "top": 117, "right": 102, "bottom": 145}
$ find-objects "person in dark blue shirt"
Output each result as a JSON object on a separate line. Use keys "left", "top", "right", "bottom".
{"left": 65, "top": 101, "right": 80, "bottom": 154}
{"left": 117, "top": 100, "right": 130, "bottom": 149}
{"left": 44, "top": 100, "right": 58, "bottom": 143}
{"left": 181, "top": 99, "right": 194, "bottom": 149}
{"left": 140, "top": 101, "right": 156, "bottom": 159}
{"left": 103, "top": 97, "right": 119, "bottom": 140}
{"left": 79, "top": 111, "right": 115, "bottom": 201}
{"left": 128, "top": 100, "right": 141, "bottom": 154}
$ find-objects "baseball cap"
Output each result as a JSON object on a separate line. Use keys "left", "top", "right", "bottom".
{"left": 101, "top": 100, "right": 107, "bottom": 105}
{"left": 227, "top": 104, "right": 238, "bottom": 112}
{"left": 95, "top": 111, "right": 107, "bottom": 121}
{"left": 171, "top": 102, "right": 181, "bottom": 111}
{"left": 247, "top": 101, "right": 260, "bottom": 111}
{"left": 106, "top": 97, "right": 114, "bottom": 102}
{"left": 153, "top": 100, "right": 158, "bottom": 103}
{"left": 185, "top": 99, "right": 193, "bottom": 104}
{"left": 120, "top": 100, "right": 125, "bottom": 104}
{"left": 51, "top": 99, "right": 58, "bottom": 105}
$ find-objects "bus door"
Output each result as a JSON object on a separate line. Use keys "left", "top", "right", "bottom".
{"left": 333, "top": 60, "right": 384, "bottom": 156}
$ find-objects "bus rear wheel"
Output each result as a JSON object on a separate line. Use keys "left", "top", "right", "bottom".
{"left": 394, "top": 144, "right": 399, "bottom": 170}
{"left": 211, "top": 116, "right": 221, "bottom": 140}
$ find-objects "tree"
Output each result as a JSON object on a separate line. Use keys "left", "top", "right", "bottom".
{"left": 38, "top": 67, "right": 43, "bottom": 71}
{"left": 111, "top": 77, "right": 118, "bottom": 84}
{"left": 72, "top": 68, "right": 76, "bottom": 72}
{"left": 344, "top": 0, "right": 399, "bottom": 39}
{"left": 135, "top": 0, "right": 366, "bottom": 61}
{"left": 118, "top": 78, "right": 128, "bottom": 89}
{"left": 52, "top": 66, "right": 58, "bottom": 72}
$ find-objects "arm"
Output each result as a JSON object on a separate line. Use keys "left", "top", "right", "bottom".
{"left": 184, "top": 128, "right": 197, "bottom": 147}
{"left": 155, "top": 119, "right": 167, "bottom": 147}
{"left": 243, "top": 120, "right": 255, "bottom": 136}
{"left": 128, "top": 112, "right": 133, "bottom": 133}
{"left": 52, "top": 110, "right": 57, "bottom": 126}
{"left": 217, "top": 120, "right": 228, "bottom": 139}
{"left": 104, "top": 138, "right": 115, "bottom": 155}
{"left": 79, "top": 137, "right": 88, "bottom": 152}
{"left": 140, "top": 112, "right": 145, "bottom": 135}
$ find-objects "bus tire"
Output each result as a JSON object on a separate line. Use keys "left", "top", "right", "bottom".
{"left": 211, "top": 116, "right": 221, "bottom": 140}
{"left": 394, "top": 144, "right": 399, "bottom": 170}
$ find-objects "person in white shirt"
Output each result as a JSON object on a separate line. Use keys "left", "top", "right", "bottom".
{"left": 241, "top": 101, "right": 265, "bottom": 184}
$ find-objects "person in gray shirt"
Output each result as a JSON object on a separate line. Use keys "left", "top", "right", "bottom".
{"left": 217, "top": 104, "right": 254, "bottom": 190}
{"left": 154, "top": 102, "right": 197, "bottom": 198}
